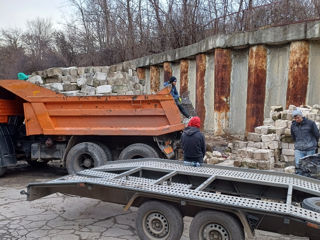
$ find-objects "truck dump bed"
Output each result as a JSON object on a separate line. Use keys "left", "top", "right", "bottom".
{"left": 0, "top": 80, "right": 184, "bottom": 136}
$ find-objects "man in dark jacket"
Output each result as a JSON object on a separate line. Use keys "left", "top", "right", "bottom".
{"left": 291, "top": 109, "right": 320, "bottom": 171}
{"left": 168, "top": 76, "right": 190, "bottom": 118}
{"left": 181, "top": 116, "right": 206, "bottom": 166}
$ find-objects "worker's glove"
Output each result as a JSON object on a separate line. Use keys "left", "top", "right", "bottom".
{"left": 178, "top": 97, "right": 182, "bottom": 103}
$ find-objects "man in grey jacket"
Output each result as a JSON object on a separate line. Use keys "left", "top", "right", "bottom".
{"left": 291, "top": 109, "right": 320, "bottom": 172}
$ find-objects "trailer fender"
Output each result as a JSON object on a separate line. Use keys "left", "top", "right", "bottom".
{"left": 0, "top": 124, "right": 17, "bottom": 168}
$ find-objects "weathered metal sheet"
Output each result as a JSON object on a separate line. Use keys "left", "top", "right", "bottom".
{"left": 180, "top": 60, "right": 189, "bottom": 95}
{"left": 214, "top": 49, "right": 231, "bottom": 135}
{"left": 246, "top": 45, "right": 267, "bottom": 133}
{"left": 137, "top": 67, "right": 146, "bottom": 80}
{"left": 307, "top": 42, "right": 320, "bottom": 105}
{"left": 196, "top": 54, "right": 206, "bottom": 128}
{"left": 286, "top": 41, "right": 309, "bottom": 108}
{"left": 150, "top": 66, "right": 160, "bottom": 93}
{"left": 163, "top": 62, "right": 172, "bottom": 84}
{"left": 264, "top": 46, "right": 289, "bottom": 118}
{"left": 229, "top": 49, "right": 248, "bottom": 135}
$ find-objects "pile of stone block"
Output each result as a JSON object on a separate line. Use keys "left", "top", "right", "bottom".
{"left": 27, "top": 63, "right": 146, "bottom": 96}
{"left": 230, "top": 105, "right": 320, "bottom": 170}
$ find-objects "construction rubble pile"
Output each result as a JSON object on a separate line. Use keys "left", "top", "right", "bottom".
{"left": 27, "top": 64, "right": 146, "bottom": 96}
{"left": 225, "top": 105, "right": 320, "bottom": 170}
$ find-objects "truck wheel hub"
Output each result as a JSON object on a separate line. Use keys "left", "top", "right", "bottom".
{"left": 202, "top": 223, "right": 229, "bottom": 240}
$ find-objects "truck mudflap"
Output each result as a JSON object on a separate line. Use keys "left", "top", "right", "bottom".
{"left": 0, "top": 124, "right": 16, "bottom": 167}
{"left": 24, "top": 159, "right": 320, "bottom": 239}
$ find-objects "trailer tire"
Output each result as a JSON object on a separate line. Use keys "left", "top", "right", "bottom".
{"left": 136, "top": 201, "right": 183, "bottom": 240}
{"left": 0, "top": 167, "right": 7, "bottom": 177}
{"left": 66, "top": 142, "right": 109, "bottom": 174}
{"left": 119, "top": 143, "right": 159, "bottom": 160}
{"left": 302, "top": 197, "right": 320, "bottom": 213}
{"left": 189, "top": 210, "right": 244, "bottom": 240}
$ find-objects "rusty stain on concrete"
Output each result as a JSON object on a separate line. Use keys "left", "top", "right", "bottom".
{"left": 180, "top": 60, "right": 189, "bottom": 95}
{"left": 150, "top": 66, "right": 160, "bottom": 93}
{"left": 137, "top": 68, "right": 145, "bottom": 80}
{"left": 163, "top": 62, "right": 172, "bottom": 84}
{"left": 246, "top": 45, "right": 267, "bottom": 133}
{"left": 214, "top": 49, "right": 231, "bottom": 135}
{"left": 196, "top": 54, "right": 206, "bottom": 128}
{"left": 286, "top": 41, "right": 309, "bottom": 108}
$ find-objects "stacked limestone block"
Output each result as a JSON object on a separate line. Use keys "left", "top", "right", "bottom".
{"left": 27, "top": 63, "right": 146, "bottom": 96}
{"left": 231, "top": 105, "right": 320, "bottom": 170}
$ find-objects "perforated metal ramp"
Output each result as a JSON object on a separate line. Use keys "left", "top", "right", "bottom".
{"left": 27, "top": 159, "right": 320, "bottom": 225}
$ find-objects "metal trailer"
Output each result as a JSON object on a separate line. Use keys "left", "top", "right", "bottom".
{"left": 23, "top": 159, "right": 320, "bottom": 240}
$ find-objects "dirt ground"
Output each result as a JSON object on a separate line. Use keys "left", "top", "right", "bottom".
{"left": 0, "top": 162, "right": 309, "bottom": 240}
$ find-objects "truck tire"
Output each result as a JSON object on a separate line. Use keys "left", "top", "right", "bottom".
{"left": 119, "top": 143, "right": 159, "bottom": 160}
{"left": 189, "top": 210, "right": 244, "bottom": 240}
{"left": 302, "top": 197, "right": 320, "bottom": 213}
{"left": 95, "top": 142, "right": 113, "bottom": 161}
{"left": 66, "top": 142, "right": 110, "bottom": 174}
{"left": 136, "top": 200, "right": 183, "bottom": 240}
{"left": 0, "top": 167, "right": 7, "bottom": 177}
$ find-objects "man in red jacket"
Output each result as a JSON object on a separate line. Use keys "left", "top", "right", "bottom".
{"left": 181, "top": 116, "right": 206, "bottom": 166}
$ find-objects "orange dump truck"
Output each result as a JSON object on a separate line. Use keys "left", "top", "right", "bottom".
{"left": 0, "top": 80, "right": 185, "bottom": 176}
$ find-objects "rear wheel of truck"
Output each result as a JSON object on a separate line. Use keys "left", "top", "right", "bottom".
{"left": 66, "top": 142, "right": 111, "bottom": 174}
{"left": 189, "top": 210, "right": 244, "bottom": 240}
{"left": 136, "top": 200, "right": 183, "bottom": 240}
{"left": 119, "top": 143, "right": 159, "bottom": 160}
{"left": 0, "top": 167, "right": 7, "bottom": 177}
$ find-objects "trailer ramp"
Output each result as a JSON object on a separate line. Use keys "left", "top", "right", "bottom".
{"left": 25, "top": 159, "right": 320, "bottom": 239}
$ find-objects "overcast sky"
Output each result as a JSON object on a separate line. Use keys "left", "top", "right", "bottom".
{"left": 0, "top": 0, "right": 73, "bottom": 30}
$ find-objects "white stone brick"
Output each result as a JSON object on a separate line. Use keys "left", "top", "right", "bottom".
{"left": 47, "top": 83, "right": 63, "bottom": 91}
{"left": 282, "top": 149, "right": 295, "bottom": 156}
{"left": 261, "top": 134, "right": 276, "bottom": 142}
{"left": 247, "top": 133, "right": 262, "bottom": 142}
{"left": 284, "top": 166, "right": 295, "bottom": 174}
{"left": 275, "top": 119, "right": 288, "bottom": 128}
{"left": 288, "top": 143, "right": 295, "bottom": 150}
{"left": 96, "top": 85, "right": 112, "bottom": 94}
{"left": 94, "top": 72, "right": 107, "bottom": 81}
{"left": 28, "top": 75, "right": 43, "bottom": 85}
{"left": 80, "top": 85, "right": 96, "bottom": 95}
{"left": 281, "top": 142, "right": 289, "bottom": 149}
{"left": 255, "top": 126, "right": 270, "bottom": 135}
{"left": 77, "top": 77, "right": 87, "bottom": 87}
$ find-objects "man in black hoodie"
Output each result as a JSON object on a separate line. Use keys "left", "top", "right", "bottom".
{"left": 181, "top": 116, "right": 206, "bottom": 166}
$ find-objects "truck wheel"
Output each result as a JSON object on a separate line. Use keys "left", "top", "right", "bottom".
{"left": 0, "top": 167, "right": 7, "bottom": 177}
{"left": 189, "top": 210, "right": 244, "bottom": 240}
{"left": 136, "top": 201, "right": 183, "bottom": 240}
{"left": 95, "top": 142, "right": 113, "bottom": 161}
{"left": 302, "top": 197, "right": 320, "bottom": 213}
{"left": 119, "top": 143, "right": 159, "bottom": 160}
{"left": 66, "top": 142, "right": 110, "bottom": 174}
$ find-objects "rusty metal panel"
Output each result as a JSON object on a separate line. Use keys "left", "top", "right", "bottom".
{"left": 214, "top": 49, "right": 231, "bottom": 135}
{"left": 246, "top": 45, "right": 267, "bottom": 133}
{"left": 180, "top": 60, "right": 189, "bottom": 95}
{"left": 286, "top": 41, "right": 309, "bottom": 108}
{"left": 196, "top": 54, "right": 206, "bottom": 128}
{"left": 137, "top": 68, "right": 146, "bottom": 80}
{"left": 163, "top": 62, "right": 172, "bottom": 84}
{"left": 150, "top": 66, "right": 160, "bottom": 93}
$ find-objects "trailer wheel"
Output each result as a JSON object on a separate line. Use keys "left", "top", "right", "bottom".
{"left": 119, "top": 143, "right": 159, "bottom": 160}
{"left": 302, "top": 197, "right": 320, "bottom": 213}
{"left": 95, "top": 142, "right": 113, "bottom": 161}
{"left": 189, "top": 210, "right": 244, "bottom": 240}
{"left": 136, "top": 201, "right": 183, "bottom": 240}
{"left": 66, "top": 142, "right": 110, "bottom": 174}
{"left": 0, "top": 167, "right": 7, "bottom": 177}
